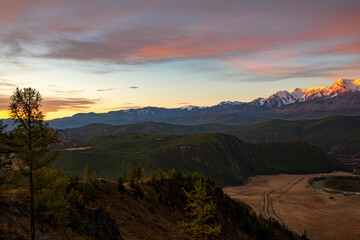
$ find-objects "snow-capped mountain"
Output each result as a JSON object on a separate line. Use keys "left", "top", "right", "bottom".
{"left": 41, "top": 79, "right": 360, "bottom": 128}
{"left": 180, "top": 105, "right": 207, "bottom": 110}
{"left": 260, "top": 79, "right": 358, "bottom": 105}
{"left": 297, "top": 79, "right": 359, "bottom": 102}
{"left": 221, "top": 79, "right": 360, "bottom": 108}
{"left": 290, "top": 88, "right": 308, "bottom": 99}
{"left": 252, "top": 90, "right": 297, "bottom": 108}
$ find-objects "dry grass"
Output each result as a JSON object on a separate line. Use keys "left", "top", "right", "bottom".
{"left": 224, "top": 171, "right": 360, "bottom": 240}
{"left": 102, "top": 183, "right": 185, "bottom": 240}
{"left": 65, "top": 146, "right": 92, "bottom": 151}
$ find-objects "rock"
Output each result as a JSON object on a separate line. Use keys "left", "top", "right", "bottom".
{"left": 81, "top": 208, "right": 123, "bottom": 240}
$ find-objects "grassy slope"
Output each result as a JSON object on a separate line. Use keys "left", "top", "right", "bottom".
{"left": 56, "top": 133, "right": 337, "bottom": 186}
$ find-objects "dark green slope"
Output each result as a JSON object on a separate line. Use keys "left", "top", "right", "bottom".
{"left": 60, "top": 115, "right": 360, "bottom": 157}
{"left": 300, "top": 116, "right": 360, "bottom": 156}
{"left": 235, "top": 115, "right": 360, "bottom": 157}
{"left": 60, "top": 121, "right": 236, "bottom": 141}
{"left": 231, "top": 119, "right": 307, "bottom": 142}
{"left": 56, "top": 133, "right": 337, "bottom": 186}
{"left": 256, "top": 141, "right": 337, "bottom": 173}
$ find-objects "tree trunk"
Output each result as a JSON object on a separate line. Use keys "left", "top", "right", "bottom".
{"left": 30, "top": 163, "right": 35, "bottom": 240}
{"left": 28, "top": 98, "right": 35, "bottom": 240}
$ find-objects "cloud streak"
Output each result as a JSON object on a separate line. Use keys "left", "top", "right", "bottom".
{"left": 97, "top": 88, "right": 114, "bottom": 92}
{"left": 51, "top": 89, "right": 85, "bottom": 95}
{"left": 0, "top": 80, "right": 16, "bottom": 87}
{"left": 0, "top": 95, "right": 9, "bottom": 110}
{"left": 0, "top": 94, "right": 100, "bottom": 113}
{"left": 111, "top": 106, "right": 141, "bottom": 110}
{"left": 42, "top": 98, "right": 100, "bottom": 112}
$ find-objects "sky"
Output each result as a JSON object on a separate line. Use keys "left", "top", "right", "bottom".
{"left": 0, "top": 0, "right": 359, "bottom": 120}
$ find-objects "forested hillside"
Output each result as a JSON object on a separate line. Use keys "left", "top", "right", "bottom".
{"left": 60, "top": 115, "right": 360, "bottom": 158}
{"left": 0, "top": 169, "right": 303, "bottom": 240}
{"left": 56, "top": 133, "right": 337, "bottom": 186}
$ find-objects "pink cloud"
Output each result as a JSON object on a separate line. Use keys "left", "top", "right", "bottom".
{"left": 0, "top": 0, "right": 360, "bottom": 81}
{"left": 315, "top": 42, "right": 360, "bottom": 55}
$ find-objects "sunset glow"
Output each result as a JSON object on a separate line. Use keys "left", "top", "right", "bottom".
{"left": 0, "top": 0, "right": 360, "bottom": 120}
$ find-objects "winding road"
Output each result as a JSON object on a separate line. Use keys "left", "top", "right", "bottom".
{"left": 264, "top": 176, "right": 299, "bottom": 218}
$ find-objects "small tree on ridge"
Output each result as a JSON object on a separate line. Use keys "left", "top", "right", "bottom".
{"left": 178, "top": 179, "right": 221, "bottom": 240}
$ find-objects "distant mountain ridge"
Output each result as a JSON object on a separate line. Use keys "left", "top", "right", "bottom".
{"left": 3, "top": 79, "right": 356, "bottom": 129}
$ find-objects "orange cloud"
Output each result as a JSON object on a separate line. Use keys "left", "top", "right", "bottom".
{"left": 0, "top": 95, "right": 100, "bottom": 113}
{"left": 42, "top": 98, "right": 100, "bottom": 112}
{"left": 111, "top": 106, "right": 141, "bottom": 110}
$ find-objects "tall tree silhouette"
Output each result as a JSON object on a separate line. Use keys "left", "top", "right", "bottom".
{"left": 9, "top": 88, "right": 60, "bottom": 240}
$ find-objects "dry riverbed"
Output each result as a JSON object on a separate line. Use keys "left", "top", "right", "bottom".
{"left": 223, "top": 172, "right": 360, "bottom": 240}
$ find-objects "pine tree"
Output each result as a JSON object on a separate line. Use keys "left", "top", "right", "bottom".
{"left": 178, "top": 179, "right": 222, "bottom": 240}
{"left": 9, "top": 87, "right": 60, "bottom": 240}
{"left": 84, "top": 165, "right": 91, "bottom": 183}
{"left": 82, "top": 166, "right": 99, "bottom": 202}
{"left": 33, "top": 167, "right": 69, "bottom": 227}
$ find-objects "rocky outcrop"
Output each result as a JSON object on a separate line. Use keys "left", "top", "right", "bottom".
{"left": 81, "top": 208, "right": 123, "bottom": 240}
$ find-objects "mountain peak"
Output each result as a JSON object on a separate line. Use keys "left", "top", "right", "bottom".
{"left": 217, "top": 101, "right": 244, "bottom": 106}
{"left": 290, "top": 88, "right": 307, "bottom": 99}
{"left": 334, "top": 79, "right": 360, "bottom": 91}
{"left": 180, "top": 105, "right": 205, "bottom": 110}
{"left": 286, "top": 79, "right": 360, "bottom": 102}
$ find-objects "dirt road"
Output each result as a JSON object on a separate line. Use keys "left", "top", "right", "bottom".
{"left": 223, "top": 172, "right": 360, "bottom": 240}
{"left": 264, "top": 176, "right": 299, "bottom": 218}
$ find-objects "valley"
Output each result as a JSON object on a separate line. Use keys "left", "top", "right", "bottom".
{"left": 224, "top": 172, "right": 360, "bottom": 240}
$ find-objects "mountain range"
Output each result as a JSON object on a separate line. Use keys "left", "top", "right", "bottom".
{"left": 1, "top": 79, "right": 359, "bottom": 129}
{"left": 44, "top": 79, "right": 360, "bottom": 129}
